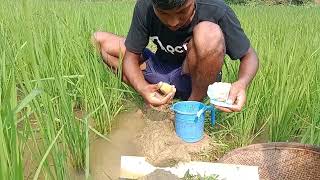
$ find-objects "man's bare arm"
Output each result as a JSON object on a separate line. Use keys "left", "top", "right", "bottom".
{"left": 237, "top": 47, "right": 259, "bottom": 88}
{"left": 122, "top": 51, "right": 149, "bottom": 94}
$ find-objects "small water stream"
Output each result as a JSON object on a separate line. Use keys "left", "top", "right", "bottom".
{"left": 87, "top": 108, "right": 146, "bottom": 179}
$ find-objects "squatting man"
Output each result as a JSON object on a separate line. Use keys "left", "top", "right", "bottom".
{"left": 92, "top": 0, "right": 259, "bottom": 112}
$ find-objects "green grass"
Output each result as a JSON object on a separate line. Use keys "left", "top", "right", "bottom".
{"left": 1, "top": 0, "right": 133, "bottom": 179}
{"left": 1, "top": 0, "right": 320, "bottom": 179}
{"left": 211, "top": 5, "right": 320, "bottom": 150}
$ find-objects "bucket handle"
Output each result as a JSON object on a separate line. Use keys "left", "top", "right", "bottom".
{"left": 207, "top": 105, "right": 216, "bottom": 126}
{"left": 196, "top": 105, "right": 215, "bottom": 126}
{"left": 196, "top": 106, "right": 207, "bottom": 118}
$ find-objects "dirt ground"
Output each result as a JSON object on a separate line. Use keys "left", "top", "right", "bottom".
{"left": 138, "top": 169, "right": 179, "bottom": 180}
{"left": 134, "top": 106, "right": 211, "bottom": 167}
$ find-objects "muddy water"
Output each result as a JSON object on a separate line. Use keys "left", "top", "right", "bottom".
{"left": 88, "top": 108, "right": 146, "bottom": 180}
{"left": 23, "top": 107, "right": 146, "bottom": 180}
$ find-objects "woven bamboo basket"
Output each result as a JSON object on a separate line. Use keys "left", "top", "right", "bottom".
{"left": 218, "top": 142, "right": 320, "bottom": 180}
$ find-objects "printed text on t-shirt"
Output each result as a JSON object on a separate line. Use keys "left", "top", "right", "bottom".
{"left": 150, "top": 36, "right": 188, "bottom": 55}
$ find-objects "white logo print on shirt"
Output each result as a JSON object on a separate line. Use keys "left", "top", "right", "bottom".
{"left": 150, "top": 36, "right": 188, "bottom": 55}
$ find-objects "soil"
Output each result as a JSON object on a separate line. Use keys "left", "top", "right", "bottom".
{"left": 134, "top": 106, "right": 211, "bottom": 167}
{"left": 138, "top": 169, "right": 179, "bottom": 180}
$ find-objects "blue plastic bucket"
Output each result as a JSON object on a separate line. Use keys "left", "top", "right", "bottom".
{"left": 171, "top": 101, "right": 215, "bottom": 143}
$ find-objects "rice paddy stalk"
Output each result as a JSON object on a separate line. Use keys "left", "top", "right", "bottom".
{"left": 33, "top": 124, "right": 64, "bottom": 180}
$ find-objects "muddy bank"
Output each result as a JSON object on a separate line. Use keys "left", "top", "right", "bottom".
{"left": 138, "top": 169, "right": 179, "bottom": 180}
{"left": 88, "top": 105, "right": 211, "bottom": 179}
{"left": 135, "top": 106, "right": 210, "bottom": 167}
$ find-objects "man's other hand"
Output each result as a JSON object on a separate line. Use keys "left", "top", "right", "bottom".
{"left": 215, "top": 80, "right": 247, "bottom": 113}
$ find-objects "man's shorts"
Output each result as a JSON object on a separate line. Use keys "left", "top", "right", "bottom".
{"left": 142, "top": 48, "right": 221, "bottom": 100}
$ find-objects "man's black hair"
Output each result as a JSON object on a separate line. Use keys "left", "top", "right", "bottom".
{"left": 151, "top": 0, "right": 187, "bottom": 10}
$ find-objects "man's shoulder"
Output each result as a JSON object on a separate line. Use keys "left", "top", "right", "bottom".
{"left": 196, "top": 0, "right": 228, "bottom": 20}
{"left": 197, "top": 0, "right": 228, "bottom": 9}
{"left": 135, "top": 0, "right": 153, "bottom": 14}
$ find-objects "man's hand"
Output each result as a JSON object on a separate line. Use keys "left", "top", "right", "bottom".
{"left": 215, "top": 81, "right": 247, "bottom": 112}
{"left": 122, "top": 51, "right": 176, "bottom": 107}
{"left": 140, "top": 84, "right": 176, "bottom": 107}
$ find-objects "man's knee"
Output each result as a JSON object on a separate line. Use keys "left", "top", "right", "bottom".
{"left": 92, "top": 32, "right": 108, "bottom": 44}
{"left": 91, "top": 32, "right": 105, "bottom": 52}
{"left": 91, "top": 32, "right": 126, "bottom": 55}
{"left": 192, "top": 21, "right": 226, "bottom": 58}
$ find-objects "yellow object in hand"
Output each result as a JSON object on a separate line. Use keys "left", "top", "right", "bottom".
{"left": 157, "top": 81, "right": 173, "bottom": 95}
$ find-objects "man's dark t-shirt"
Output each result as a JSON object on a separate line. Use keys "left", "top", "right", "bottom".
{"left": 125, "top": 0, "right": 250, "bottom": 65}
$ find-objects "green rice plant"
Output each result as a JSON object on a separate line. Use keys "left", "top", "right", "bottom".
{"left": 1, "top": 0, "right": 132, "bottom": 178}
{"left": 247, "top": 7, "right": 320, "bottom": 142}
{"left": 0, "top": 49, "right": 43, "bottom": 179}
{"left": 0, "top": 50, "right": 23, "bottom": 180}
{"left": 212, "top": 6, "right": 320, "bottom": 149}
{"left": 301, "top": 48, "right": 320, "bottom": 146}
